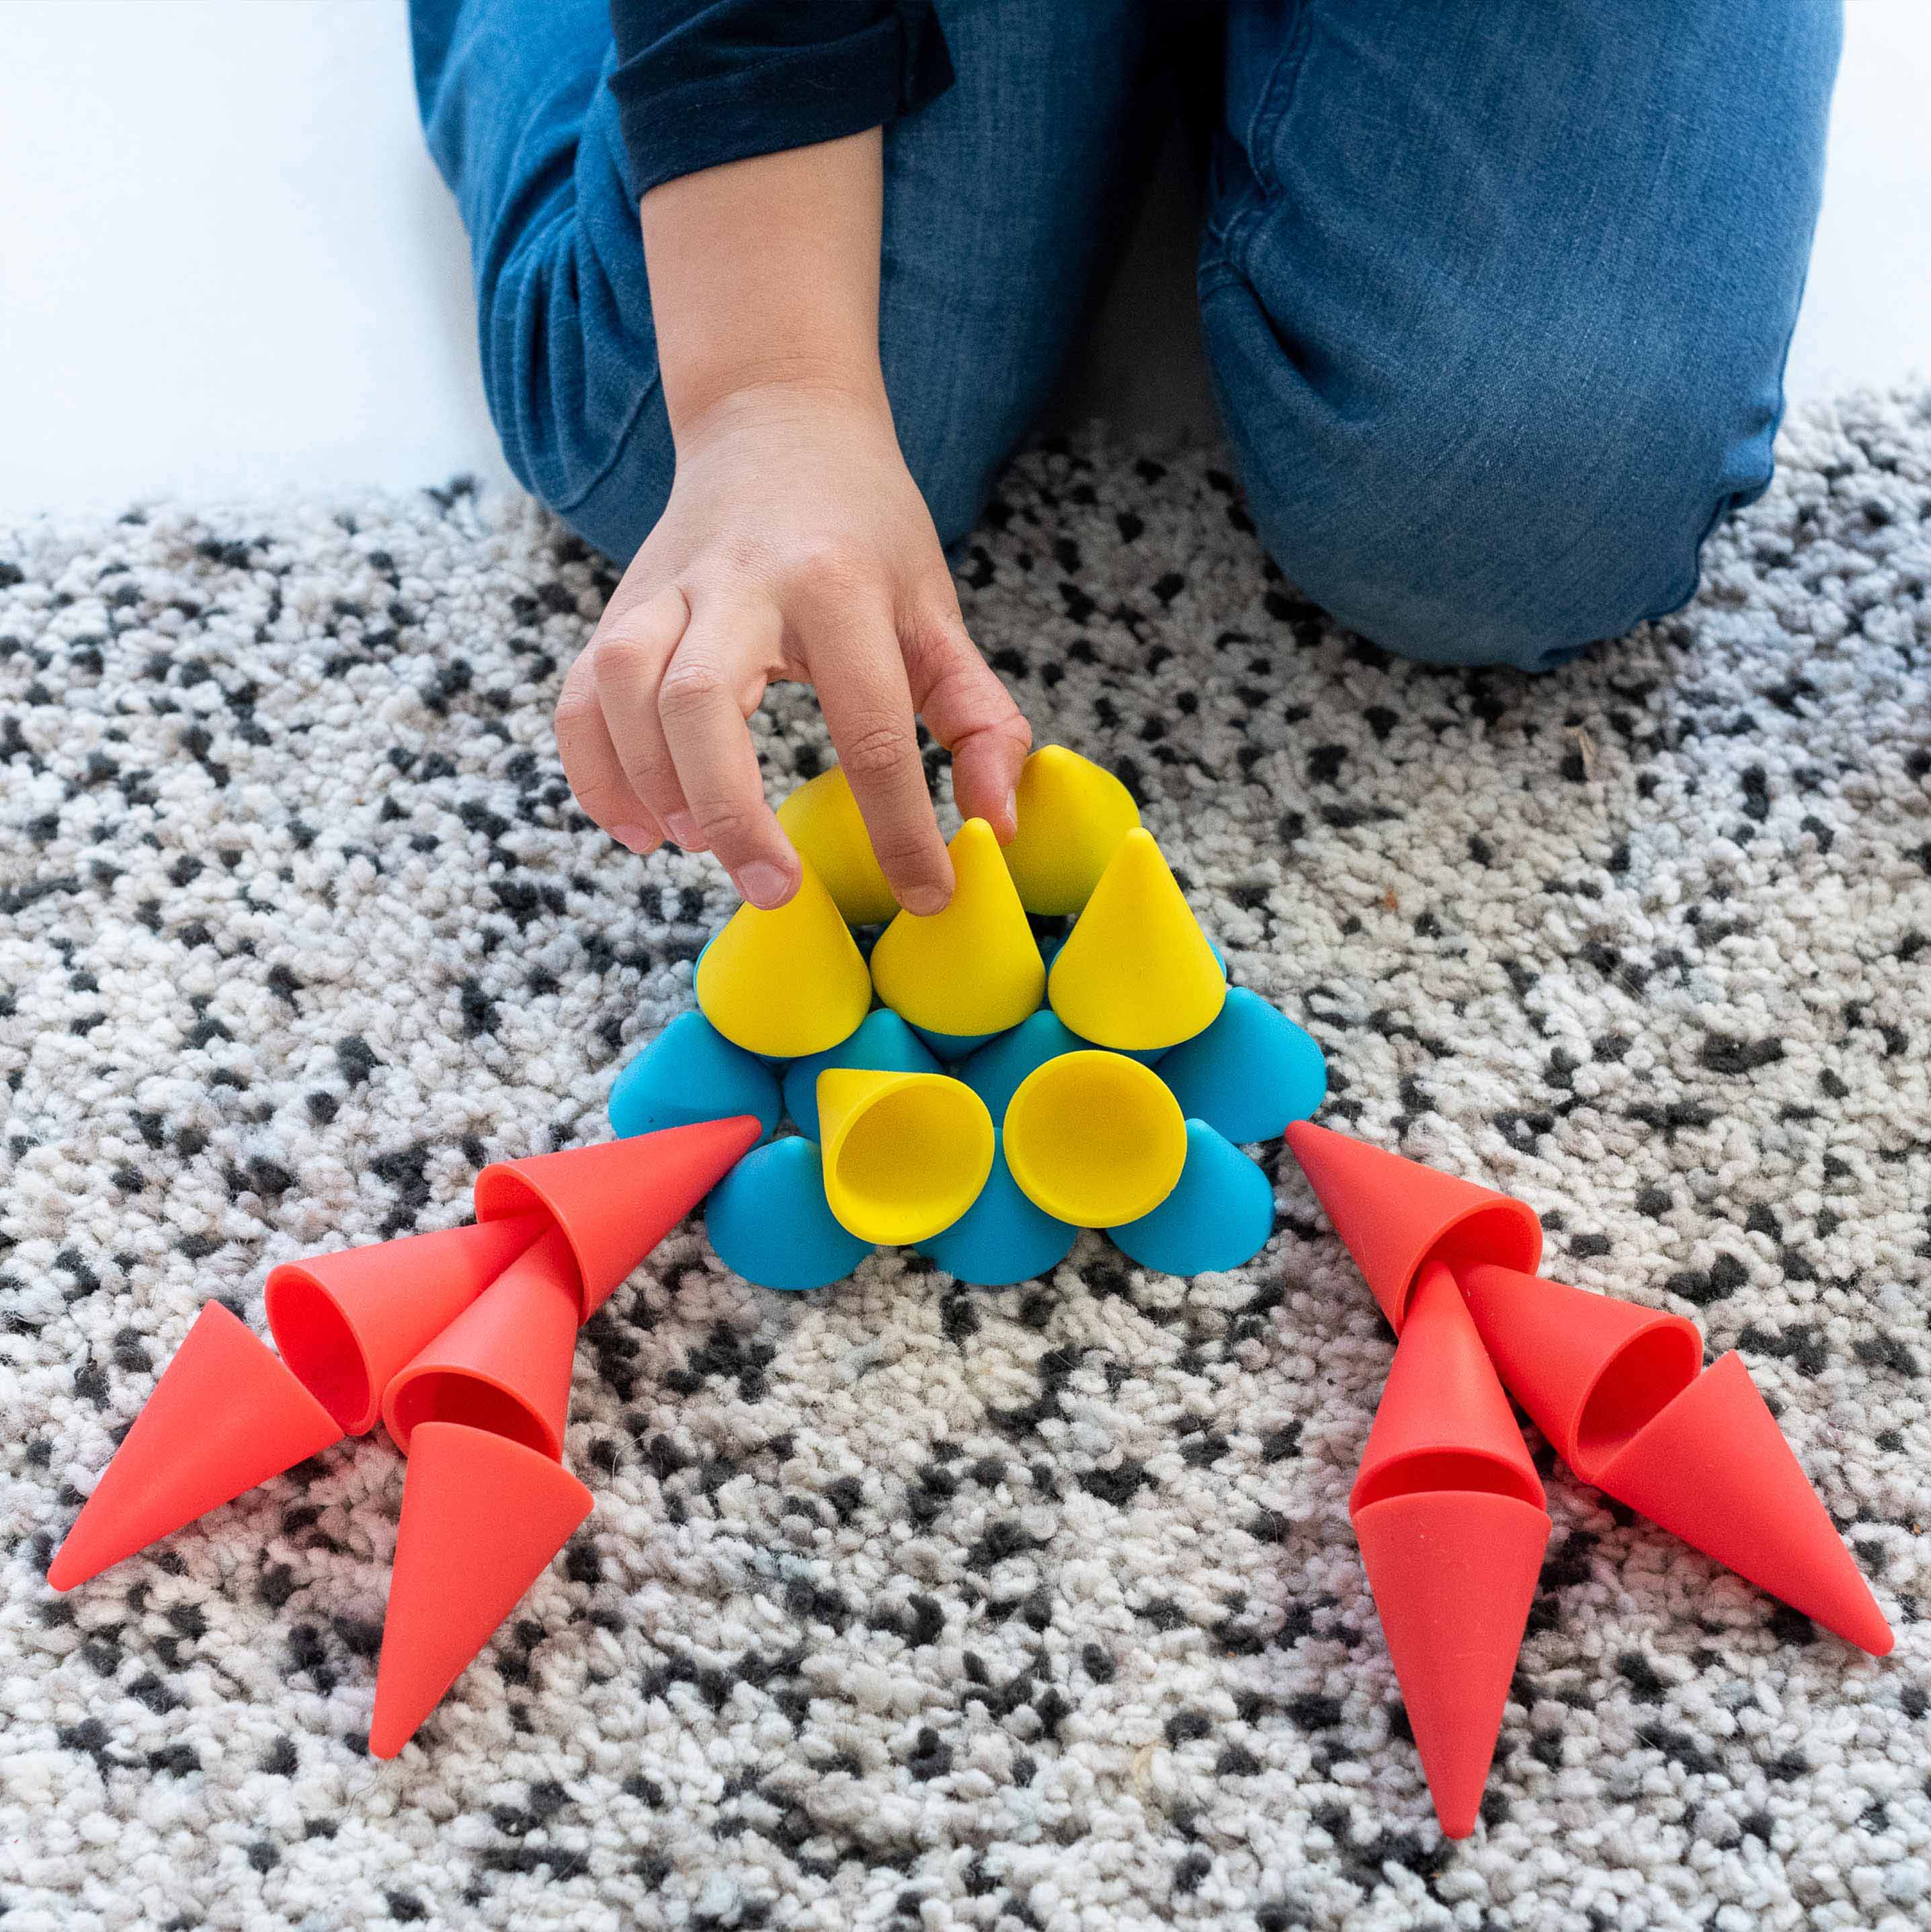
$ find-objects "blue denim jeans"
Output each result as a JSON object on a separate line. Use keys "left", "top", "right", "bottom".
{"left": 411, "top": 0, "right": 1839, "bottom": 671}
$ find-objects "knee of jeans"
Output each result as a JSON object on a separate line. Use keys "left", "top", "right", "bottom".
{"left": 477, "top": 220, "right": 675, "bottom": 565}
{"left": 1207, "top": 283, "right": 1770, "bottom": 673}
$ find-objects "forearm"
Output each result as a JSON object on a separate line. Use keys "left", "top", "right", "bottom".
{"left": 639, "top": 131, "right": 887, "bottom": 441}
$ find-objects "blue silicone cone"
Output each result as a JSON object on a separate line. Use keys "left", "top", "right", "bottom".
{"left": 907, "top": 1022, "right": 1014, "bottom": 1063}
{"left": 609, "top": 1011, "right": 784, "bottom": 1143}
{"left": 958, "top": 1011, "right": 1088, "bottom": 1122}
{"left": 1108, "top": 1118, "right": 1276, "bottom": 1275}
{"left": 783, "top": 1009, "right": 942, "bottom": 1138}
{"left": 1153, "top": 987, "right": 1325, "bottom": 1143}
{"left": 915, "top": 1143, "right": 1077, "bottom": 1287}
{"left": 704, "top": 1136, "right": 872, "bottom": 1291}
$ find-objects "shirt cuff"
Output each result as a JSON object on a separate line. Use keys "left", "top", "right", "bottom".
{"left": 608, "top": 5, "right": 954, "bottom": 204}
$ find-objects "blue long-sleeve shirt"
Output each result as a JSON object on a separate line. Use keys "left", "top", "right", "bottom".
{"left": 606, "top": 0, "right": 954, "bottom": 200}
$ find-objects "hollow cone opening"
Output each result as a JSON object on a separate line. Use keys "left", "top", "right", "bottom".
{"left": 386, "top": 1370, "right": 561, "bottom": 1461}
{"left": 1004, "top": 1052, "right": 1186, "bottom": 1227}
{"left": 821, "top": 1073, "right": 993, "bottom": 1245}
{"left": 263, "top": 1270, "right": 369, "bottom": 1435}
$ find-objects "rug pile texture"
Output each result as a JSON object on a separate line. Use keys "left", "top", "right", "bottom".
{"left": 2, "top": 392, "right": 1928, "bottom": 1931}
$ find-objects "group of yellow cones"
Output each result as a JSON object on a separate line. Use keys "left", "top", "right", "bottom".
{"left": 618, "top": 747, "right": 1325, "bottom": 1291}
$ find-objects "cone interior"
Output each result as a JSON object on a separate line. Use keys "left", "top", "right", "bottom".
{"left": 263, "top": 1267, "right": 368, "bottom": 1433}
{"left": 827, "top": 1082, "right": 989, "bottom": 1243}
{"left": 1352, "top": 1447, "right": 1543, "bottom": 1511}
{"left": 1407, "top": 1201, "right": 1541, "bottom": 1317}
{"left": 1003, "top": 1053, "right": 1183, "bottom": 1226}
{"left": 386, "top": 1371, "right": 561, "bottom": 1460}
{"left": 1571, "top": 1321, "right": 1703, "bottom": 1474}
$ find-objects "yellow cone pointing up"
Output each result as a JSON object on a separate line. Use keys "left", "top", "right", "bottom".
{"left": 869, "top": 819, "right": 1046, "bottom": 1038}
{"left": 1048, "top": 828, "right": 1225, "bottom": 1051}
{"left": 776, "top": 765, "right": 899, "bottom": 926}
{"left": 1001, "top": 746, "right": 1141, "bottom": 917}
{"left": 696, "top": 856, "right": 872, "bottom": 1059}
{"left": 817, "top": 1068, "right": 994, "bottom": 1244}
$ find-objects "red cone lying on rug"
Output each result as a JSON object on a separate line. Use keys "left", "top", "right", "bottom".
{"left": 47, "top": 1117, "right": 760, "bottom": 1757}
{"left": 1286, "top": 1120, "right": 1891, "bottom": 1837}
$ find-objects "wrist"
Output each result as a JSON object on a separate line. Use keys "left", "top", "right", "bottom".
{"left": 669, "top": 361, "right": 893, "bottom": 454}
{"left": 665, "top": 357, "right": 889, "bottom": 451}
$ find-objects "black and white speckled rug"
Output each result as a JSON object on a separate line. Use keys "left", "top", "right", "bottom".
{"left": 3, "top": 392, "right": 1928, "bottom": 1932}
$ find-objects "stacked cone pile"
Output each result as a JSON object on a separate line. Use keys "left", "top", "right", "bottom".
{"left": 47, "top": 1120, "right": 762, "bottom": 1756}
{"left": 47, "top": 743, "right": 1890, "bottom": 1813}
{"left": 46, "top": 745, "right": 1328, "bottom": 1755}
{"left": 610, "top": 746, "right": 1329, "bottom": 1291}
{"left": 1282, "top": 1119, "right": 1893, "bottom": 1839}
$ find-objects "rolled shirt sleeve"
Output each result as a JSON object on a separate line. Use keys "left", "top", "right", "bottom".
{"left": 606, "top": 0, "right": 955, "bottom": 201}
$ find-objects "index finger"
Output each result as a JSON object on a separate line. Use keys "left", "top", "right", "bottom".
{"left": 807, "top": 607, "right": 952, "bottom": 915}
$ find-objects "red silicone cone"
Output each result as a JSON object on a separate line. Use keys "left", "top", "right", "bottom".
{"left": 1457, "top": 1263, "right": 1702, "bottom": 1482}
{"left": 368, "top": 1421, "right": 593, "bottom": 1758}
{"left": 1594, "top": 1351, "right": 1893, "bottom": 1655}
{"left": 1351, "top": 1262, "right": 1544, "bottom": 1514}
{"left": 1353, "top": 1490, "right": 1551, "bottom": 1838}
{"left": 380, "top": 1225, "right": 581, "bottom": 1460}
{"left": 473, "top": 1118, "right": 762, "bottom": 1319}
{"left": 1284, "top": 1121, "right": 1541, "bottom": 1329}
{"left": 265, "top": 1214, "right": 544, "bottom": 1435}
{"left": 48, "top": 1304, "right": 342, "bottom": 1591}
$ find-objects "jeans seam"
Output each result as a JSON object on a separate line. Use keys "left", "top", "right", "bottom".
{"left": 1241, "top": 1, "right": 1314, "bottom": 201}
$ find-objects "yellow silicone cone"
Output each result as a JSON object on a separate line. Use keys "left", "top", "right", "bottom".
{"left": 1001, "top": 745, "right": 1141, "bottom": 916}
{"left": 776, "top": 766, "right": 899, "bottom": 926}
{"left": 1047, "top": 828, "right": 1226, "bottom": 1050}
{"left": 817, "top": 1068, "right": 995, "bottom": 1245}
{"left": 869, "top": 819, "right": 1046, "bottom": 1038}
{"left": 1003, "top": 1050, "right": 1186, "bottom": 1226}
{"left": 696, "top": 857, "right": 873, "bottom": 1059}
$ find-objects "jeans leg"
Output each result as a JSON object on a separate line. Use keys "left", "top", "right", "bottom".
{"left": 410, "top": 0, "right": 1163, "bottom": 564}
{"left": 1200, "top": 0, "right": 1841, "bottom": 671}
{"left": 411, "top": 0, "right": 673, "bottom": 557}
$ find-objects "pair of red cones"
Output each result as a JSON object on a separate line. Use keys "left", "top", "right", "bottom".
{"left": 46, "top": 1117, "right": 760, "bottom": 1758}
{"left": 1286, "top": 1120, "right": 1891, "bottom": 1841}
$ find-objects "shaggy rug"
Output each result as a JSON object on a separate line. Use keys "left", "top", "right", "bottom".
{"left": 2, "top": 390, "right": 1928, "bottom": 1932}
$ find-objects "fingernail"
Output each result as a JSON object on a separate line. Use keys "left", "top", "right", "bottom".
{"left": 667, "top": 812, "right": 706, "bottom": 851}
{"left": 609, "top": 822, "right": 659, "bottom": 855}
{"left": 1003, "top": 789, "right": 1019, "bottom": 835}
{"left": 736, "top": 861, "right": 798, "bottom": 910}
{"left": 903, "top": 882, "right": 950, "bottom": 917}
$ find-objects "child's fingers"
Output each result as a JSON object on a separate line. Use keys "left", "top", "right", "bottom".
{"left": 554, "top": 646, "right": 663, "bottom": 854}
{"left": 807, "top": 601, "right": 952, "bottom": 915}
{"left": 904, "top": 608, "right": 1032, "bottom": 842}
{"left": 658, "top": 597, "right": 799, "bottom": 909}
{"left": 591, "top": 583, "right": 700, "bottom": 846}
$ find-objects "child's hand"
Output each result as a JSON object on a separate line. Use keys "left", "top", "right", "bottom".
{"left": 556, "top": 379, "right": 1029, "bottom": 913}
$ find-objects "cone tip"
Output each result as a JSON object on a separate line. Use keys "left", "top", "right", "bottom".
{"left": 952, "top": 816, "right": 1001, "bottom": 858}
